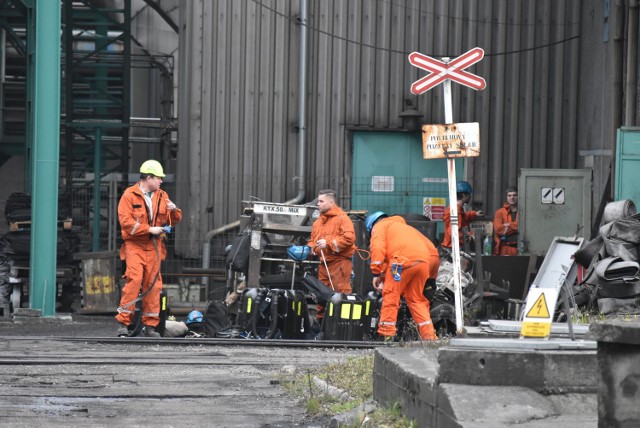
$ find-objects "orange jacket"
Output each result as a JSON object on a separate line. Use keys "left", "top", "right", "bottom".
{"left": 369, "top": 216, "right": 439, "bottom": 276}
{"left": 118, "top": 184, "right": 182, "bottom": 260}
{"left": 308, "top": 205, "right": 356, "bottom": 262}
{"left": 441, "top": 201, "right": 478, "bottom": 248}
{"left": 493, "top": 202, "right": 518, "bottom": 253}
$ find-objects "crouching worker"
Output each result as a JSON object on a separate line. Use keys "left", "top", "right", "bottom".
{"left": 115, "top": 160, "right": 182, "bottom": 337}
{"left": 366, "top": 211, "right": 439, "bottom": 341}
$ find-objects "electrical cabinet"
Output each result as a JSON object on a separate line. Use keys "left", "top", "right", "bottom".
{"left": 519, "top": 169, "right": 592, "bottom": 256}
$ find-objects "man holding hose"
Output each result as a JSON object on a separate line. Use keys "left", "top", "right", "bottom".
{"left": 308, "top": 189, "right": 356, "bottom": 294}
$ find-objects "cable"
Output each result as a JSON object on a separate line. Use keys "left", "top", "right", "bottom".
{"left": 248, "top": 0, "right": 580, "bottom": 57}
{"left": 377, "top": 0, "right": 581, "bottom": 28}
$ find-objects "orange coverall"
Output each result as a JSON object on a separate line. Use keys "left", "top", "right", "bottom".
{"left": 441, "top": 201, "right": 479, "bottom": 248}
{"left": 308, "top": 205, "right": 356, "bottom": 294}
{"left": 115, "top": 184, "right": 182, "bottom": 327}
{"left": 369, "top": 216, "right": 439, "bottom": 340}
{"left": 493, "top": 202, "right": 518, "bottom": 256}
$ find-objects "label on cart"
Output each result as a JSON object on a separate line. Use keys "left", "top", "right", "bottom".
{"left": 520, "top": 288, "right": 558, "bottom": 338}
{"left": 254, "top": 203, "right": 304, "bottom": 215}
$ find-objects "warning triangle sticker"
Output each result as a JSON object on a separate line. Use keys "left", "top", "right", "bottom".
{"left": 526, "top": 293, "right": 550, "bottom": 318}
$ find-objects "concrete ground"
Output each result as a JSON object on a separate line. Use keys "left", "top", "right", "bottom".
{"left": 0, "top": 314, "right": 374, "bottom": 427}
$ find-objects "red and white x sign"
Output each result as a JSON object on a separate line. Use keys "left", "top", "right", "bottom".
{"left": 409, "top": 47, "right": 486, "bottom": 94}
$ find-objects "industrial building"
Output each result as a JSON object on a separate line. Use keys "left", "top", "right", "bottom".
{"left": 0, "top": 0, "right": 638, "bottom": 316}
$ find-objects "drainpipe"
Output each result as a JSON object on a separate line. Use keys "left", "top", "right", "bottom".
{"left": 201, "top": 0, "right": 309, "bottom": 286}
{"left": 285, "top": 0, "right": 307, "bottom": 205}
{"left": 626, "top": 0, "right": 638, "bottom": 126}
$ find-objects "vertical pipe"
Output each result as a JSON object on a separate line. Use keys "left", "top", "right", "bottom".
{"left": 626, "top": 0, "right": 638, "bottom": 126}
{"left": 93, "top": 127, "right": 102, "bottom": 251}
{"left": 611, "top": 0, "right": 625, "bottom": 197}
{"left": 30, "top": 0, "right": 61, "bottom": 317}
{"left": 286, "top": 0, "right": 307, "bottom": 204}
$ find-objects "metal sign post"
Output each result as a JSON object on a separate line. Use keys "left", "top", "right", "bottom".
{"left": 442, "top": 78, "right": 466, "bottom": 333}
{"left": 409, "top": 48, "right": 486, "bottom": 335}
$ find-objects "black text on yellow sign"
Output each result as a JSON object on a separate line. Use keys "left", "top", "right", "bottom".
{"left": 526, "top": 293, "right": 550, "bottom": 318}
{"left": 521, "top": 321, "right": 552, "bottom": 337}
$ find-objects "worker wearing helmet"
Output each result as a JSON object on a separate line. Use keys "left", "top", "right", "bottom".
{"left": 441, "top": 180, "right": 484, "bottom": 249}
{"left": 367, "top": 212, "right": 439, "bottom": 341}
{"left": 116, "top": 160, "right": 182, "bottom": 337}
{"left": 308, "top": 189, "right": 356, "bottom": 294}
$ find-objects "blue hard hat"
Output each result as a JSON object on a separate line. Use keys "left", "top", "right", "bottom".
{"left": 186, "top": 309, "right": 204, "bottom": 325}
{"left": 456, "top": 180, "right": 473, "bottom": 194}
{"left": 287, "top": 245, "right": 311, "bottom": 261}
{"left": 365, "top": 211, "right": 388, "bottom": 233}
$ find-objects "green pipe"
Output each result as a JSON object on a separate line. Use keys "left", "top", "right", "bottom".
{"left": 29, "top": 0, "right": 60, "bottom": 317}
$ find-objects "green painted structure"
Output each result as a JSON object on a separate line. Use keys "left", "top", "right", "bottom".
{"left": 614, "top": 127, "right": 640, "bottom": 204}
{"left": 351, "top": 131, "right": 463, "bottom": 236}
{"left": 29, "top": 0, "right": 60, "bottom": 316}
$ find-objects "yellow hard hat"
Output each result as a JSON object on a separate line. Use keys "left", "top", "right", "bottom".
{"left": 139, "top": 160, "right": 165, "bottom": 177}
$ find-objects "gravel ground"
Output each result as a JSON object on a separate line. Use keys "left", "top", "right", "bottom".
{"left": 0, "top": 315, "right": 375, "bottom": 427}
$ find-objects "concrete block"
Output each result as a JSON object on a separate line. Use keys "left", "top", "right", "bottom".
{"left": 438, "top": 383, "right": 556, "bottom": 427}
{"left": 438, "top": 347, "right": 596, "bottom": 392}
{"left": 373, "top": 347, "right": 439, "bottom": 427}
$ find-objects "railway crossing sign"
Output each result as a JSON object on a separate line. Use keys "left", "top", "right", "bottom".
{"left": 407, "top": 47, "right": 486, "bottom": 336}
{"left": 408, "top": 47, "right": 486, "bottom": 94}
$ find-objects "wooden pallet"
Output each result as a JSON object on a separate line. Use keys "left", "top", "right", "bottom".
{"left": 9, "top": 218, "right": 73, "bottom": 232}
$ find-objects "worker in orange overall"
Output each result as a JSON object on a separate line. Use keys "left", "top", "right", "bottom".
{"left": 366, "top": 212, "right": 440, "bottom": 341}
{"left": 115, "top": 160, "right": 182, "bottom": 337}
{"left": 308, "top": 189, "right": 356, "bottom": 294}
{"left": 493, "top": 186, "right": 519, "bottom": 256}
{"left": 441, "top": 180, "right": 484, "bottom": 250}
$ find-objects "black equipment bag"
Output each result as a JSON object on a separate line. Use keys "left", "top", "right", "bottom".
{"left": 235, "top": 287, "right": 274, "bottom": 338}
{"left": 225, "top": 228, "right": 268, "bottom": 274}
{"left": 301, "top": 274, "right": 334, "bottom": 306}
{"left": 363, "top": 291, "right": 381, "bottom": 340}
{"left": 156, "top": 290, "right": 169, "bottom": 337}
{"left": 270, "top": 289, "right": 310, "bottom": 339}
{"left": 226, "top": 231, "right": 251, "bottom": 273}
{"left": 321, "top": 293, "right": 366, "bottom": 341}
{"left": 203, "top": 300, "right": 231, "bottom": 337}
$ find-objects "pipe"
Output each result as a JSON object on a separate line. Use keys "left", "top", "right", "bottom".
{"left": 625, "top": 0, "right": 638, "bottom": 126}
{"left": 286, "top": 0, "right": 307, "bottom": 205}
{"left": 200, "top": 0, "right": 309, "bottom": 283}
{"left": 201, "top": 220, "right": 241, "bottom": 288}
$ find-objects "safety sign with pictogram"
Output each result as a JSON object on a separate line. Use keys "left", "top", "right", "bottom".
{"left": 520, "top": 288, "right": 559, "bottom": 338}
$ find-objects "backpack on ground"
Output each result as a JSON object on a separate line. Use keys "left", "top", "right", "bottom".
{"left": 203, "top": 300, "right": 232, "bottom": 337}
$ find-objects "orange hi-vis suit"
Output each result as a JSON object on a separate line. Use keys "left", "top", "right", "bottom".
{"left": 370, "top": 216, "right": 440, "bottom": 340}
{"left": 493, "top": 202, "right": 518, "bottom": 256}
{"left": 116, "top": 184, "right": 182, "bottom": 328}
{"left": 308, "top": 205, "right": 356, "bottom": 293}
{"left": 442, "top": 201, "right": 479, "bottom": 248}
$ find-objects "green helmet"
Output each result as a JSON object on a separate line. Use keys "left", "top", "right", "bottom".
{"left": 139, "top": 160, "right": 165, "bottom": 177}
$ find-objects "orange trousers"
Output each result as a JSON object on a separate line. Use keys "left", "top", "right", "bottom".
{"left": 496, "top": 243, "right": 517, "bottom": 256}
{"left": 377, "top": 257, "right": 439, "bottom": 340}
{"left": 318, "top": 257, "right": 352, "bottom": 294}
{"left": 115, "top": 245, "right": 163, "bottom": 328}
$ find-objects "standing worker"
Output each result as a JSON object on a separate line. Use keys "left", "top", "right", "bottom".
{"left": 442, "top": 180, "right": 484, "bottom": 250}
{"left": 308, "top": 189, "right": 356, "bottom": 294}
{"left": 116, "top": 160, "right": 182, "bottom": 337}
{"left": 493, "top": 186, "right": 519, "bottom": 256}
{"left": 366, "top": 212, "right": 439, "bottom": 341}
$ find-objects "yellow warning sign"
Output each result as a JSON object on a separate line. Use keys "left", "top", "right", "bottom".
{"left": 525, "top": 293, "right": 550, "bottom": 318}
{"left": 521, "top": 321, "right": 552, "bottom": 337}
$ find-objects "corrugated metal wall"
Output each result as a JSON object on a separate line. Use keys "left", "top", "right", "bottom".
{"left": 175, "top": 0, "right": 585, "bottom": 258}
